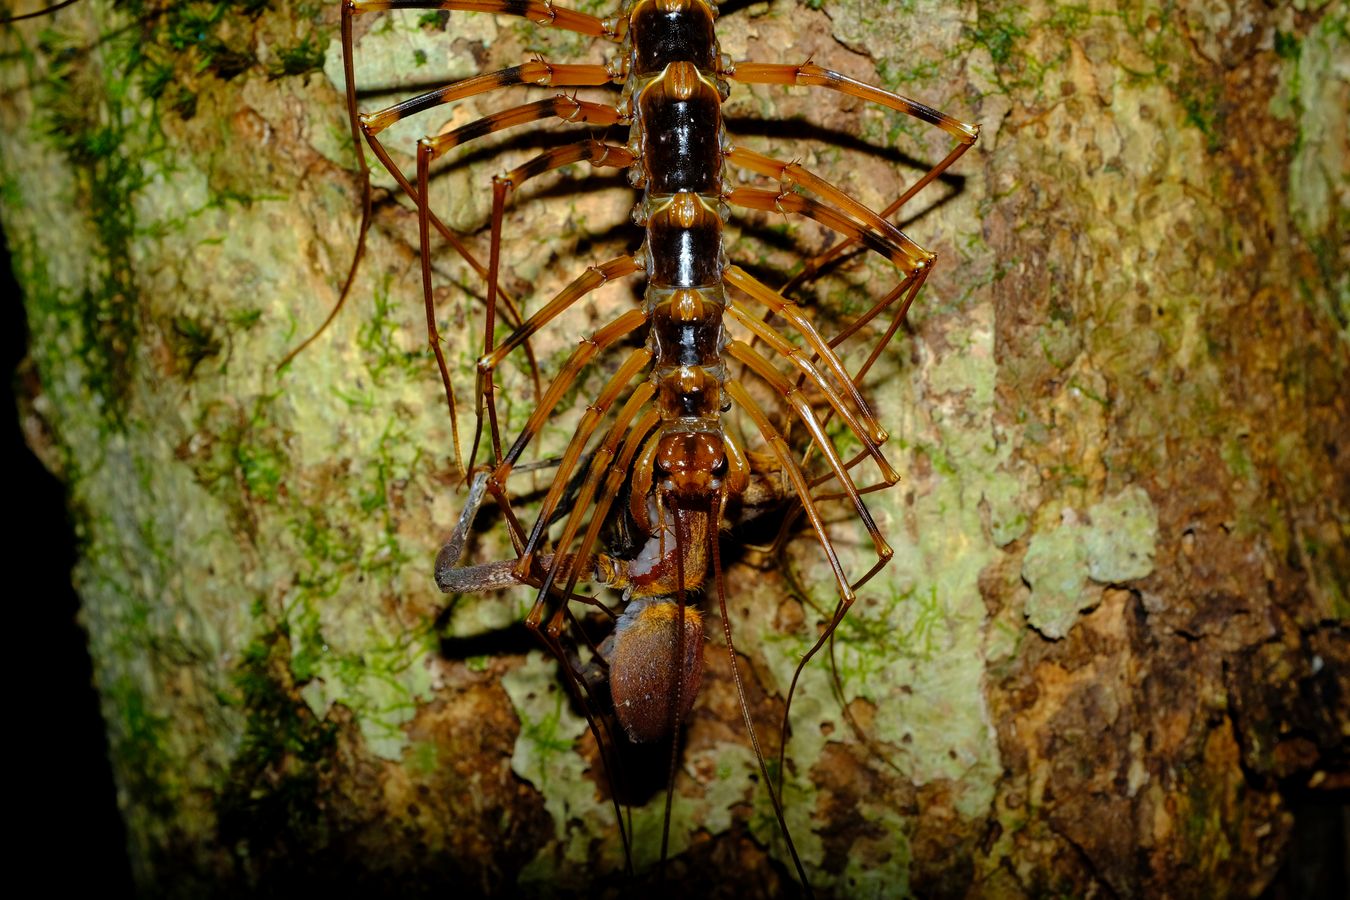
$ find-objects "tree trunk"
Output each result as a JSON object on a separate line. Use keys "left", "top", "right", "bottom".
{"left": 1, "top": 0, "right": 1345, "bottom": 897}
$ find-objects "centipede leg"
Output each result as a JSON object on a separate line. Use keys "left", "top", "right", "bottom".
{"left": 723, "top": 238, "right": 923, "bottom": 480}
{"left": 728, "top": 327, "right": 905, "bottom": 804}
{"left": 351, "top": 0, "right": 618, "bottom": 40}
{"left": 507, "top": 335, "right": 653, "bottom": 581}
{"left": 532, "top": 398, "right": 666, "bottom": 879}
{"left": 435, "top": 393, "right": 660, "bottom": 874}
{"left": 726, "top": 146, "right": 930, "bottom": 269}
{"left": 789, "top": 266, "right": 933, "bottom": 488}
{"left": 728, "top": 60, "right": 978, "bottom": 293}
{"left": 726, "top": 380, "right": 854, "bottom": 604}
{"left": 475, "top": 254, "right": 643, "bottom": 474}
{"left": 412, "top": 97, "right": 627, "bottom": 469}
{"left": 727, "top": 340, "right": 891, "bottom": 564}
{"left": 724, "top": 147, "right": 934, "bottom": 376}
{"left": 760, "top": 254, "right": 934, "bottom": 570}
{"left": 332, "top": 3, "right": 624, "bottom": 461}
{"left": 364, "top": 62, "right": 622, "bottom": 470}
{"left": 789, "top": 139, "right": 976, "bottom": 295}
{"left": 724, "top": 263, "right": 895, "bottom": 440}
{"left": 473, "top": 141, "right": 636, "bottom": 471}
{"left": 725, "top": 303, "right": 895, "bottom": 485}
{"left": 290, "top": 7, "right": 586, "bottom": 368}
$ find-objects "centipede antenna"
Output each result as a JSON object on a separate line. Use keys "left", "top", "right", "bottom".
{"left": 275, "top": 1, "right": 372, "bottom": 373}
{"left": 712, "top": 491, "right": 813, "bottom": 898}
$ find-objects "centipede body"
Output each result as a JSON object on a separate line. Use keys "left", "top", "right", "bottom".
{"left": 2, "top": 3, "right": 982, "bottom": 895}
{"left": 344, "top": 1, "right": 976, "bottom": 893}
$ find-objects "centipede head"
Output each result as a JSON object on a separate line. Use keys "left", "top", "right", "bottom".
{"left": 608, "top": 597, "right": 705, "bottom": 743}
{"left": 653, "top": 429, "right": 728, "bottom": 500}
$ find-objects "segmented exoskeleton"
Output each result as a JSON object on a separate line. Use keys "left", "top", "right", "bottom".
{"left": 337, "top": 0, "right": 977, "bottom": 891}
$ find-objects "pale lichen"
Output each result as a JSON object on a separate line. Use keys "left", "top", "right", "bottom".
{"left": 1024, "top": 487, "right": 1159, "bottom": 639}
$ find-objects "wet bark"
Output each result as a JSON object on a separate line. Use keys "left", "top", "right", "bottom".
{"left": 1, "top": 0, "right": 1346, "bottom": 897}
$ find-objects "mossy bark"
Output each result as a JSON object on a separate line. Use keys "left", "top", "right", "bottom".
{"left": 1, "top": 0, "right": 1346, "bottom": 897}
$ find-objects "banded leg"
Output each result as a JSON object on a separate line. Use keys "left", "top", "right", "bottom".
{"left": 726, "top": 340, "right": 892, "bottom": 565}
{"left": 413, "top": 97, "right": 628, "bottom": 467}
{"left": 725, "top": 290, "right": 896, "bottom": 484}
{"left": 726, "top": 146, "right": 929, "bottom": 269}
{"left": 729, "top": 60, "right": 978, "bottom": 292}
{"left": 351, "top": 1, "right": 619, "bottom": 40}
{"left": 727, "top": 62, "right": 973, "bottom": 442}
{"left": 458, "top": 253, "right": 642, "bottom": 556}
{"left": 433, "top": 480, "right": 642, "bottom": 880}
{"left": 474, "top": 140, "right": 636, "bottom": 470}
{"left": 532, "top": 386, "right": 657, "bottom": 632}
{"left": 284, "top": 7, "right": 611, "bottom": 367}
{"left": 728, "top": 187, "right": 922, "bottom": 279}
{"left": 729, "top": 307, "right": 896, "bottom": 496}
{"left": 788, "top": 264, "right": 934, "bottom": 486}
{"left": 726, "top": 144, "right": 944, "bottom": 360}
{"left": 419, "top": 96, "right": 626, "bottom": 162}
{"left": 725, "top": 379, "right": 854, "bottom": 604}
{"left": 509, "top": 335, "right": 652, "bottom": 580}
{"left": 360, "top": 61, "right": 618, "bottom": 137}
{"left": 724, "top": 264, "right": 897, "bottom": 444}
{"left": 559, "top": 407, "right": 662, "bottom": 606}
{"left": 478, "top": 254, "right": 642, "bottom": 381}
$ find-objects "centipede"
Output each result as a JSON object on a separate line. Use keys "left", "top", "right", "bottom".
{"left": 2, "top": 0, "right": 977, "bottom": 892}
{"left": 324, "top": 0, "right": 979, "bottom": 893}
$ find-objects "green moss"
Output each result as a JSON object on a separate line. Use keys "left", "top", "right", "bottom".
{"left": 501, "top": 653, "right": 604, "bottom": 858}
{"left": 168, "top": 313, "right": 224, "bottom": 377}
{"left": 1274, "top": 30, "right": 1301, "bottom": 61}
{"left": 36, "top": 27, "right": 144, "bottom": 430}
{"left": 106, "top": 674, "right": 175, "bottom": 815}
{"left": 969, "top": 6, "right": 1028, "bottom": 68}
{"left": 1173, "top": 66, "right": 1226, "bottom": 153}
{"left": 217, "top": 614, "right": 340, "bottom": 853}
{"left": 406, "top": 739, "right": 440, "bottom": 775}
{"left": 267, "top": 33, "right": 324, "bottom": 80}
{"left": 357, "top": 278, "right": 423, "bottom": 384}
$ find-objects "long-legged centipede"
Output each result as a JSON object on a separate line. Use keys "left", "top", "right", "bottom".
{"left": 330, "top": 0, "right": 976, "bottom": 891}
{"left": 8, "top": 3, "right": 1347, "bottom": 898}
{"left": 1, "top": 0, "right": 976, "bottom": 892}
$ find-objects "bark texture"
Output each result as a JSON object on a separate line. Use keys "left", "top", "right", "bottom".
{"left": 1, "top": 0, "right": 1346, "bottom": 897}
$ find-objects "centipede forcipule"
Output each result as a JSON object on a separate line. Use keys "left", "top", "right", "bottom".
{"left": 326, "top": 0, "right": 977, "bottom": 892}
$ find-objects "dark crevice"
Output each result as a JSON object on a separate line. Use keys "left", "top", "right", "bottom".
{"left": 3, "top": 221, "right": 134, "bottom": 895}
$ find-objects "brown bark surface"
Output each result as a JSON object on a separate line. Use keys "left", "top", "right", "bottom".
{"left": 1, "top": 1, "right": 1346, "bottom": 897}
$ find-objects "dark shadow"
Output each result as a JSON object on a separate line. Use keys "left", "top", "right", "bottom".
{"left": 435, "top": 613, "right": 540, "bottom": 660}
{"left": 354, "top": 78, "right": 621, "bottom": 106}
{"left": 3, "top": 219, "right": 135, "bottom": 896}
{"left": 725, "top": 114, "right": 969, "bottom": 194}
{"left": 1261, "top": 786, "right": 1349, "bottom": 900}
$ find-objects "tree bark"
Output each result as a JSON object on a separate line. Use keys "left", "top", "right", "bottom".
{"left": 1, "top": 0, "right": 1346, "bottom": 897}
